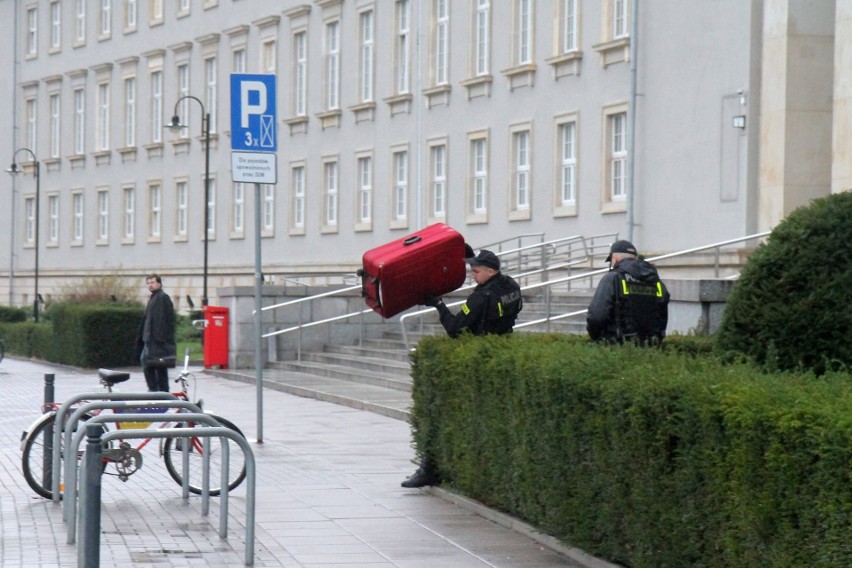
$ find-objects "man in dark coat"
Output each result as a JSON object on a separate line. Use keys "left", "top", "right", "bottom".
{"left": 587, "top": 240, "right": 670, "bottom": 345}
{"left": 402, "top": 249, "right": 523, "bottom": 489}
{"left": 136, "top": 274, "right": 176, "bottom": 392}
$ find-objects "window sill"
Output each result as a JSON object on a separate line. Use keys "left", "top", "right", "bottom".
{"left": 284, "top": 115, "right": 308, "bottom": 135}
{"left": 315, "top": 109, "right": 342, "bottom": 130}
{"left": 93, "top": 150, "right": 112, "bottom": 166}
{"left": 460, "top": 74, "right": 493, "bottom": 100}
{"left": 600, "top": 199, "right": 627, "bottom": 214}
{"left": 546, "top": 50, "right": 583, "bottom": 79}
{"left": 289, "top": 227, "right": 306, "bottom": 236}
{"left": 591, "top": 37, "right": 630, "bottom": 67}
{"left": 508, "top": 208, "right": 532, "bottom": 221}
{"left": 349, "top": 101, "right": 376, "bottom": 123}
{"left": 501, "top": 63, "right": 537, "bottom": 90}
{"left": 145, "top": 142, "right": 164, "bottom": 159}
{"left": 423, "top": 84, "right": 451, "bottom": 108}
{"left": 383, "top": 93, "right": 413, "bottom": 116}
{"left": 117, "top": 146, "right": 138, "bottom": 162}
{"left": 68, "top": 154, "right": 86, "bottom": 169}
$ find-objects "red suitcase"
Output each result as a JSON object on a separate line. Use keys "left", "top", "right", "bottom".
{"left": 360, "top": 224, "right": 467, "bottom": 318}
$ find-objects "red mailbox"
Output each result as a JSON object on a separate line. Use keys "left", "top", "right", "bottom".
{"left": 203, "top": 305, "right": 229, "bottom": 369}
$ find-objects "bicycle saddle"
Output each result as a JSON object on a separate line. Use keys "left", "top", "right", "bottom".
{"left": 98, "top": 369, "right": 131, "bottom": 386}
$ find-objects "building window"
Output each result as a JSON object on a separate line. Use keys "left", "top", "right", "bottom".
{"left": 26, "top": 6, "right": 38, "bottom": 57}
{"left": 124, "top": 77, "right": 136, "bottom": 148}
{"left": 123, "top": 186, "right": 135, "bottom": 240}
{"left": 150, "top": 70, "right": 162, "bottom": 144}
{"left": 512, "top": 128, "right": 531, "bottom": 211}
{"left": 96, "top": 82, "right": 110, "bottom": 151}
{"left": 514, "top": 0, "right": 534, "bottom": 65}
{"left": 97, "top": 189, "right": 109, "bottom": 242}
{"left": 206, "top": 178, "right": 216, "bottom": 239}
{"left": 323, "top": 160, "right": 339, "bottom": 228}
{"left": 433, "top": 0, "right": 449, "bottom": 85}
{"left": 393, "top": 150, "right": 408, "bottom": 223}
{"left": 175, "top": 180, "right": 188, "bottom": 238}
{"left": 48, "top": 195, "right": 60, "bottom": 244}
{"left": 359, "top": 11, "right": 374, "bottom": 103}
{"left": 608, "top": 111, "right": 627, "bottom": 201}
{"left": 291, "top": 165, "right": 305, "bottom": 231}
{"left": 430, "top": 143, "right": 447, "bottom": 218}
{"left": 75, "top": 0, "right": 86, "bottom": 45}
{"left": 613, "top": 0, "right": 629, "bottom": 39}
{"left": 474, "top": 0, "right": 490, "bottom": 76}
{"left": 357, "top": 155, "right": 372, "bottom": 225}
{"left": 558, "top": 120, "right": 577, "bottom": 206}
{"left": 293, "top": 32, "right": 307, "bottom": 116}
{"left": 149, "top": 0, "right": 163, "bottom": 25}
{"left": 100, "top": 0, "right": 112, "bottom": 38}
{"left": 395, "top": 0, "right": 411, "bottom": 94}
{"left": 263, "top": 186, "right": 274, "bottom": 234}
{"left": 232, "top": 47, "right": 246, "bottom": 74}
{"left": 73, "top": 192, "right": 85, "bottom": 242}
{"left": 177, "top": 63, "right": 190, "bottom": 138}
{"left": 125, "top": 0, "right": 137, "bottom": 31}
{"left": 470, "top": 135, "right": 488, "bottom": 216}
{"left": 261, "top": 40, "right": 276, "bottom": 73}
{"left": 232, "top": 182, "right": 245, "bottom": 235}
{"left": 148, "top": 184, "right": 161, "bottom": 239}
{"left": 561, "top": 0, "right": 578, "bottom": 52}
{"left": 204, "top": 57, "right": 218, "bottom": 132}
{"left": 25, "top": 98, "right": 37, "bottom": 154}
{"left": 49, "top": 94, "right": 61, "bottom": 158}
{"left": 50, "top": 2, "right": 61, "bottom": 51}
{"left": 74, "top": 88, "right": 86, "bottom": 154}
{"left": 178, "top": 0, "right": 190, "bottom": 17}
{"left": 324, "top": 21, "right": 340, "bottom": 111}
{"left": 25, "top": 197, "right": 35, "bottom": 244}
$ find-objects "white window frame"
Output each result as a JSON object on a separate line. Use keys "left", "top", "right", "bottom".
{"left": 359, "top": 10, "right": 374, "bottom": 103}
{"left": 149, "top": 0, "right": 163, "bottom": 25}
{"left": 26, "top": 7, "right": 38, "bottom": 57}
{"left": 324, "top": 21, "right": 340, "bottom": 111}
{"left": 50, "top": 2, "right": 62, "bottom": 51}
{"left": 261, "top": 39, "right": 276, "bottom": 73}
{"left": 474, "top": 0, "right": 490, "bottom": 76}
{"left": 231, "top": 182, "right": 245, "bottom": 236}
{"left": 25, "top": 197, "right": 35, "bottom": 244}
{"left": 613, "top": 0, "right": 629, "bottom": 39}
{"left": 392, "top": 149, "right": 409, "bottom": 226}
{"left": 97, "top": 189, "right": 109, "bottom": 242}
{"left": 177, "top": 63, "right": 190, "bottom": 138}
{"left": 433, "top": 0, "right": 449, "bottom": 86}
{"left": 356, "top": 154, "right": 373, "bottom": 228}
{"left": 558, "top": 120, "right": 577, "bottom": 207}
{"left": 150, "top": 70, "right": 163, "bottom": 144}
{"left": 48, "top": 194, "right": 60, "bottom": 244}
{"left": 72, "top": 192, "right": 85, "bottom": 243}
{"left": 561, "top": 0, "right": 578, "bottom": 53}
{"left": 232, "top": 47, "right": 246, "bottom": 74}
{"left": 100, "top": 0, "right": 112, "bottom": 38}
{"left": 124, "top": 76, "right": 136, "bottom": 148}
{"left": 293, "top": 31, "right": 307, "bottom": 116}
{"left": 75, "top": 0, "right": 87, "bottom": 45}
{"left": 510, "top": 126, "right": 532, "bottom": 215}
{"left": 608, "top": 111, "right": 627, "bottom": 201}
{"left": 468, "top": 133, "right": 489, "bottom": 219}
{"left": 74, "top": 88, "right": 86, "bottom": 155}
{"left": 178, "top": 0, "right": 190, "bottom": 17}
{"left": 24, "top": 98, "right": 37, "bottom": 154}
{"left": 291, "top": 164, "right": 306, "bottom": 233}
{"left": 430, "top": 143, "right": 447, "bottom": 219}
{"left": 514, "top": 0, "right": 534, "bottom": 65}
{"left": 262, "top": 185, "right": 274, "bottom": 235}
{"left": 395, "top": 0, "right": 411, "bottom": 94}
{"left": 175, "top": 180, "right": 188, "bottom": 239}
{"left": 148, "top": 183, "right": 162, "bottom": 240}
{"left": 323, "top": 159, "right": 339, "bottom": 230}
{"left": 123, "top": 185, "right": 135, "bottom": 241}
{"left": 125, "top": 0, "right": 137, "bottom": 31}
{"left": 49, "top": 93, "right": 61, "bottom": 158}
{"left": 205, "top": 56, "right": 218, "bottom": 132}
{"left": 96, "top": 82, "right": 110, "bottom": 151}
{"left": 205, "top": 178, "right": 217, "bottom": 240}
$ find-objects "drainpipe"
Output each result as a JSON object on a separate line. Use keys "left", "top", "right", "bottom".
{"left": 625, "top": 0, "right": 640, "bottom": 242}
{"left": 414, "top": 0, "right": 424, "bottom": 230}
{"left": 8, "top": 0, "right": 20, "bottom": 306}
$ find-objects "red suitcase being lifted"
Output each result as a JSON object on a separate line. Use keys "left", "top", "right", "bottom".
{"left": 360, "top": 223, "right": 467, "bottom": 318}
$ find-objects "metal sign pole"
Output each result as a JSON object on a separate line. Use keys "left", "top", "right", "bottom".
{"left": 255, "top": 181, "right": 264, "bottom": 444}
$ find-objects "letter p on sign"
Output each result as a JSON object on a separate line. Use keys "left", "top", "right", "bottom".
{"left": 240, "top": 81, "right": 267, "bottom": 128}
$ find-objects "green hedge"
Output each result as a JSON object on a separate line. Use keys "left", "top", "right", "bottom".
{"left": 410, "top": 334, "right": 851, "bottom": 568}
{"left": 48, "top": 303, "right": 144, "bottom": 368}
{"left": 0, "top": 305, "right": 28, "bottom": 323}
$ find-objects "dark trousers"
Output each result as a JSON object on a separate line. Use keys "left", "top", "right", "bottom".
{"left": 141, "top": 344, "right": 170, "bottom": 392}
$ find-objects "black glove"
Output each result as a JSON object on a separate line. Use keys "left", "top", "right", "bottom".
{"left": 423, "top": 295, "right": 441, "bottom": 308}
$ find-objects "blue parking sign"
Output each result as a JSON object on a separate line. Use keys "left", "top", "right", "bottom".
{"left": 230, "top": 74, "right": 277, "bottom": 153}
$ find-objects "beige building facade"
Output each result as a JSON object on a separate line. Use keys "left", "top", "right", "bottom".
{"left": 0, "top": 0, "right": 849, "bottom": 310}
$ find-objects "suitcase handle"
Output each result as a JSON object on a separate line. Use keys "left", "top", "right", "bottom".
{"left": 403, "top": 235, "right": 422, "bottom": 246}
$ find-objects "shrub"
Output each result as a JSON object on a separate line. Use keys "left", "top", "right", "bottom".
{"left": 0, "top": 305, "right": 28, "bottom": 323}
{"left": 49, "top": 302, "right": 144, "bottom": 367}
{"left": 715, "top": 191, "right": 852, "bottom": 374}
{"left": 58, "top": 272, "right": 140, "bottom": 304}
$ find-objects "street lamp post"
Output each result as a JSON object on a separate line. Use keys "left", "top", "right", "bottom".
{"left": 168, "top": 96, "right": 211, "bottom": 307}
{"left": 7, "top": 148, "right": 41, "bottom": 321}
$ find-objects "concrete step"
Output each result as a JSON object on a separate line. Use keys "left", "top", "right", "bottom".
{"left": 208, "top": 367, "right": 412, "bottom": 422}
{"left": 297, "top": 351, "right": 411, "bottom": 375}
{"left": 326, "top": 343, "right": 411, "bottom": 363}
{"left": 270, "top": 359, "right": 411, "bottom": 392}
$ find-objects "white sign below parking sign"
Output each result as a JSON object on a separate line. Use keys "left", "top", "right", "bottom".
{"left": 232, "top": 151, "right": 277, "bottom": 184}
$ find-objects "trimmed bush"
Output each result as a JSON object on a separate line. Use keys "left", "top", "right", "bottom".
{"left": 49, "top": 303, "right": 144, "bottom": 367}
{"left": 410, "top": 334, "right": 852, "bottom": 568}
{"left": 0, "top": 305, "right": 28, "bottom": 323}
{"left": 715, "top": 191, "right": 852, "bottom": 374}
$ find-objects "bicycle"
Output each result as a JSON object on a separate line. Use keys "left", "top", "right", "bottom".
{"left": 20, "top": 351, "right": 247, "bottom": 500}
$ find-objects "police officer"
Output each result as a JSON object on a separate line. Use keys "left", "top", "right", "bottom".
{"left": 402, "top": 249, "right": 522, "bottom": 489}
{"left": 587, "top": 240, "right": 670, "bottom": 345}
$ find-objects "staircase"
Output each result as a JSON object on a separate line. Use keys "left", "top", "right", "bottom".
{"left": 210, "top": 290, "right": 594, "bottom": 423}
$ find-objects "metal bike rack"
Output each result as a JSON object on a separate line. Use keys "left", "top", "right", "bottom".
{"left": 61, "top": 399, "right": 203, "bottom": 521}
{"left": 80, "top": 425, "right": 256, "bottom": 566}
{"left": 66, "top": 411, "right": 226, "bottom": 545}
{"left": 51, "top": 391, "right": 178, "bottom": 504}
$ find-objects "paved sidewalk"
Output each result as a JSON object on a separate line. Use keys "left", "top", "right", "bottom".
{"left": 0, "top": 357, "right": 610, "bottom": 567}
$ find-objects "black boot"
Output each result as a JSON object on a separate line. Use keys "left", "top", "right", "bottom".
{"left": 401, "top": 461, "right": 437, "bottom": 488}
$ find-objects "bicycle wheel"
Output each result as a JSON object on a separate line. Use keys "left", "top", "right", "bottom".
{"left": 21, "top": 413, "right": 107, "bottom": 499}
{"left": 162, "top": 414, "right": 248, "bottom": 496}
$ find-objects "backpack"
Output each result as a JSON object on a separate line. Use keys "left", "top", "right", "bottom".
{"left": 613, "top": 271, "right": 667, "bottom": 344}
